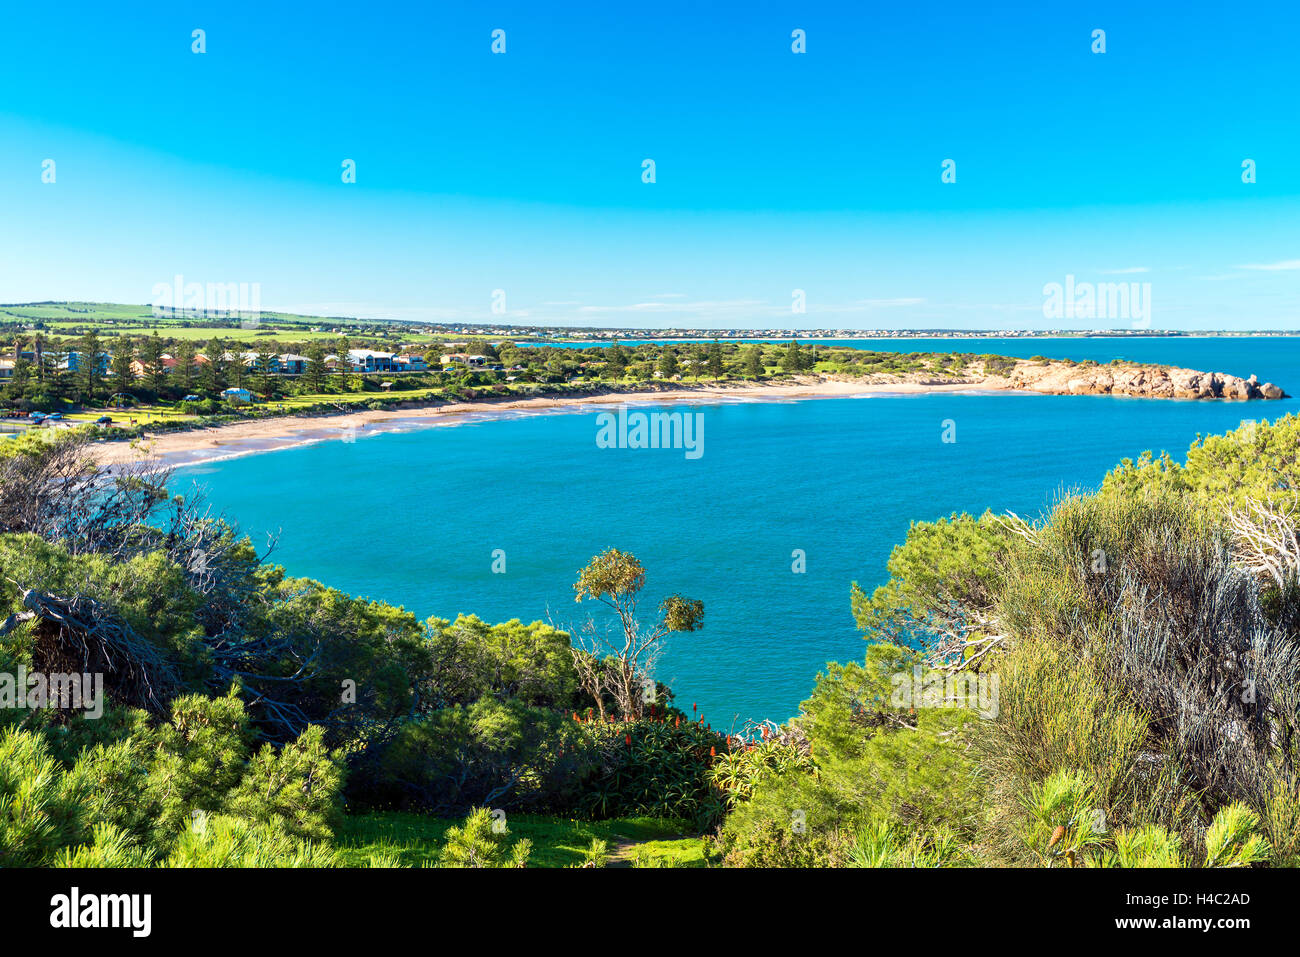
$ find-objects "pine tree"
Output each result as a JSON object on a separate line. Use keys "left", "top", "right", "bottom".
{"left": 141, "top": 332, "right": 166, "bottom": 391}
{"left": 745, "top": 345, "right": 765, "bottom": 378}
{"left": 306, "top": 342, "right": 327, "bottom": 392}
{"left": 43, "top": 344, "right": 69, "bottom": 401}
{"left": 437, "top": 808, "right": 531, "bottom": 868}
{"left": 606, "top": 341, "right": 627, "bottom": 379}
{"left": 336, "top": 337, "right": 352, "bottom": 390}
{"left": 202, "top": 337, "right": 228, "bottom": 393}
{"left": 255, "top": 347, "right": 278, "bottom": 395}
{"left": 175, "top": 340, "right": 197, "bottom": 393}
{"left": 708, "top": 340, "right": 724, "bottom": 378}
{"left": 658, "top": 346, "right": 679, "bottom": 379}
{"left": 781, "top": 340, "right": 804, "bottom": 373}
{"left": 7, "top": 358, "right": 31, "bottom": 399}
{"left": 80, "top": 330, "right": 105, "bottom": 401}
{"left": 110, "top": 336, "right": 135, "bottom": 396}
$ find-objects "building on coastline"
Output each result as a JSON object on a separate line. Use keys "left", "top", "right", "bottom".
{"left": 393, "top": 354, "right": 427, "bottom": 371}
{"left": 238, "top": 351, "right": 280, "bottom": 372}
{"left": 129, "top": 354, "right": 178, "bottom": 377}
{"left": 441, "top": 353, "right": 490, "bottom": 368}
{"left": 220, "top": 387, "right": 254, "bottom": 404}
{"left": 63, "top": 350, "right": 110, "bottom": 375}
{"left": 345, "top": 349, "right": 398, "bottom": 372}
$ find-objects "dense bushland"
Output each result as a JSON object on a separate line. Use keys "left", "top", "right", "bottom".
{"left": 0, "top": 432, "right": 728, "bottom": 866}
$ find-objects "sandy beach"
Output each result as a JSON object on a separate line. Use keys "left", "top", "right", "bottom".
{"left": 88, "top": 377, "right": 998, "bottom": 467}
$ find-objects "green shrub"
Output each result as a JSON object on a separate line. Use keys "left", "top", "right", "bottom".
{"left": 146, "top": 689, "right": 252, "bottom": 834}
{"left": 0, "top": 728, "right": 85, "bottom": 866}
{"left": 847, "top": 820, "right": 973, "bottom": 867}
{"left": 437, "top": 808, "right": 531, "bottom": 868}
{"left": 1097, "top": 825, "right": 1184, "bottom": 868}
{"left": 577, "top": 717, "right": 727, "bottom": 828}
{"left": 1204, "top": 803, "right": 1270, "bottom": 867}
{"left": 1017, "top": 769, "right": 1108, "bottom": 867}
{"left": 225, "top": 725, "right": 344, "bottom": 841}
{"left": 167, "top": 814, "right": 340, "bottom": 867}
{"left": 364, "top": 698, "right": 596, "bottom": 813}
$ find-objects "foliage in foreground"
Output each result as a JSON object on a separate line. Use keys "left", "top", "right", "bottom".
{"left": 0, "top": 690, "right": 340, "bottom": 867}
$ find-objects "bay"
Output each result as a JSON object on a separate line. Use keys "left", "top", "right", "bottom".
{"left": 176, "top": 337, "right": 1300, "bottom": 728}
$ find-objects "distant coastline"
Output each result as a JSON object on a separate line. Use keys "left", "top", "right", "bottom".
{"left": 89, "top": 358, "right": 1288, "bottom": 469}
{"left": 6, "top": 301, "right": 1300, "bottom": 344}
{"left": 516, "top": 331, "right": 1300, "bottom": 345}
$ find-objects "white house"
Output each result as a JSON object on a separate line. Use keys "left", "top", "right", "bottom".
{"left": 393, "top": 354, "right": 427, "bottom": 371}
{"left": 239, "top": 351, "right": 281, "bottom": 372}
{"left": 441, "top": 353, "right": 490, "bottom": 368}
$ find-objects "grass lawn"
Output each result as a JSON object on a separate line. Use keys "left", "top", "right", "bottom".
{"left": 63, "top": 405, "right": 194, "bottom": 423}
{"left": 336, "top": 811, "right": 709, "bottom": 868}
{"left": 0, "top": 302, "right": 448, "bottom": 344}
{"left": 59, "top": 326, "right": 353, "bottom": 343}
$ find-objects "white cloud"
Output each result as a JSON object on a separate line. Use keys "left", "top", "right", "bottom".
{"left": 849, "top": 297, "right": 926, "bottom": 308}
{"left": 577, "top": 298, "right": 765, "bottom": 315}
{"left": 1236, "top": 259, "right": 1300, "bottom": 271}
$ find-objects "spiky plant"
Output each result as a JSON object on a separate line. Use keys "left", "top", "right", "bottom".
{"left": 1019, "top": 769, "right": 1107, "bottom": 867}
{"left": 1204, "top": 802, "right": 1270, "bottom": 867}
{"left": 436, "top": 807, "right": 531, "bottom": 868}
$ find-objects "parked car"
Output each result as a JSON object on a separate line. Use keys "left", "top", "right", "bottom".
{"left": 95, "top": 415, "right": 113, "bottom": 425}
{"left": 28, "top": 411, "right": 46, "bottom": 421}
{"left": 182, "top": 395, "right": 201, "bottom": 402}
{"left": 46, "top": 412, "right": 63, "bottom": 420}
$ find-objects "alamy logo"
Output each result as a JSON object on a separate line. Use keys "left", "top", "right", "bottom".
{"left": 890, "top": 666, "right": 999, "bottom": 718}
{"left": 1042, "top": 274, "right": 1151, "bottom": 325}
{"left": 50, "top": 887, "right": 151, "bottom": 937}
{"left": 595, "top": 405, "right": 704, "bottom": 460}
{"left": 151, "top": 274, "right": 262, "bottom": 326}
{"left": 0, "top": 668, "right": 103, "bottom": 718}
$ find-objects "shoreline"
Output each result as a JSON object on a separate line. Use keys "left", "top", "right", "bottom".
{"left": 89, "top": 379, "right": 1004, "bottom": 468}
{"left": 86, "top": 357, "right": 1289, "bottom": 468}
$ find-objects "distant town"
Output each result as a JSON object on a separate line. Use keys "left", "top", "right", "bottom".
{"left": 2, "top": 302, "right": 1297, "bottom": 343}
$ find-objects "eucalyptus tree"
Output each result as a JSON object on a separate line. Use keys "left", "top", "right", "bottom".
{"left": 571, "top": 548, "right": 703, "bottom": 720}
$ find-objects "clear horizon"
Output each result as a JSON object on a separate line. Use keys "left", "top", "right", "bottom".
{"left": 2, "top": 1, "right": 1297, "bottom": 330}
{"left": 9, "top": 300, "right": 1300, "bottom": 336}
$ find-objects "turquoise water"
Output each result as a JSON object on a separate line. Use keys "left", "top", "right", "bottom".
{"left": 176, "top": 338, "right": 1300, "bottom": 728}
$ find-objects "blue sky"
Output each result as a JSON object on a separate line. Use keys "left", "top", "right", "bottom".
{"left": 1, "top": 0, "right": 1297, "bottom": 329}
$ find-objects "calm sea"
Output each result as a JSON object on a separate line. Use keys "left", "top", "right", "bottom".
{"left": 176, "top": 337, "right": 1300, "bottom": 727}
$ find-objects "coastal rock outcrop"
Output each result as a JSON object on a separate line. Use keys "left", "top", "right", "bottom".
{"left": 1001, "top": 361, "right": 1287, "bottom": 400}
